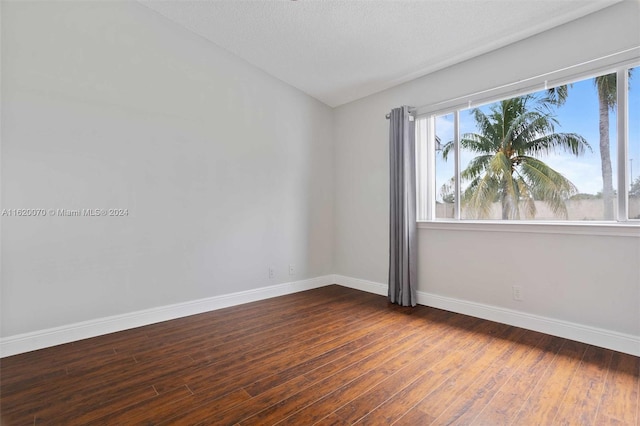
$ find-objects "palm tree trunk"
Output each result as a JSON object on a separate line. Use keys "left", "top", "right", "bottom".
{"left": 502, "top": 202, "right": 509, "bottom": 219}
{"left": 501, "top": 182, "right": 513, "bottom": 219}
{"left": 598, "top": 89, "right": 614, "bottom": 220}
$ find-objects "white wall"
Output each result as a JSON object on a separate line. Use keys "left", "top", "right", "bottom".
{"left": 1, "top": 1, "right": 334, "bottom": 337}
{"left": 2, "top": 0, "right": 639, "bottom": 355}
{"left": 334, "top": 1, "right": 640, "bottom": 340}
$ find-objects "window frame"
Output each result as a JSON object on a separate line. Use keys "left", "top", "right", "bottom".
{"left": 415, "top": 55, "right": 640, "bottom": 233}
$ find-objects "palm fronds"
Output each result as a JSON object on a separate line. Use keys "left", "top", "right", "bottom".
{"left": 453, "top": 93, "right": 586, "bottom": 219}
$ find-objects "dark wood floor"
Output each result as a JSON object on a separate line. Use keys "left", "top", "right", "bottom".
{"left": 1, "top": 285, "right": 638, "bottom": 425}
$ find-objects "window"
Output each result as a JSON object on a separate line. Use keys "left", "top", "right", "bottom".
{"left": 434, "top": 113, "right": 455, "bottom": 219}
{"left": 629, "top": 65, "right": 640, "bottom": 219}
{"left": 417, "top": 63, "right": 639, "bottom": 223}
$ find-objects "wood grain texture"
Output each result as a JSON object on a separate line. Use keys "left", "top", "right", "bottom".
{"left": 0, "top": 285, "right": 637, "bottom": 425}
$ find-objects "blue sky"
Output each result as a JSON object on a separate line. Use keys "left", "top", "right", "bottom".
{"left": 434, "top": 66, "right": 640, "bottom": 200}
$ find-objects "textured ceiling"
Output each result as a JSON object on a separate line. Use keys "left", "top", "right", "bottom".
{"left": 139, "top": 0, "right": 620, "bottom": 107}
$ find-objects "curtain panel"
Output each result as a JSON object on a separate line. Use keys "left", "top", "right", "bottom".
{"left": 388, "top": 106, "right": 417, "bottom": 307}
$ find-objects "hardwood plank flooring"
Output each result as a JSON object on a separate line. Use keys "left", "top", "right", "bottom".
{"left": 1, "top": 285, "right": 638, "bottom": 425}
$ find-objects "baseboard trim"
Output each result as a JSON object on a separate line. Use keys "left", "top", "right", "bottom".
{"left": 331, "top": 274, "right": 388, "bottom": 296}
{"left": 334, "top": 274, "right": 640, "bottom": 356}
{"left": 4, "top": 274, "right": 638, "bottom": 358}
{"left": 0, "top": 275, "right": 334, "bottom": 358}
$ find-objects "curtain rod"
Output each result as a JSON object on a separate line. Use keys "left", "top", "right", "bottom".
{"left": 385, "top": 108, "right": 416, "bottom": 120}
{"left": 385, "top": 46, "right": 639, "bottom": 119}
{"left": 385, "top": 113, "right": 415, "bottom": 121}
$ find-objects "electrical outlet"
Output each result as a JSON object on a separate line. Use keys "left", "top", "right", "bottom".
{"left": 268, "top": 267, "right": 275, "bottom": 279}
{"left": 512, "top": 285, "right": 523, "bottom": 301}
{"left": 289, "top": 264, "right": 295, "bottom": 275}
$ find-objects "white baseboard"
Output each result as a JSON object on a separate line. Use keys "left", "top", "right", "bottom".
{"left": 334, "top": 274, "right": 640, "bottom": 357}
{"left": 0, "top": 275, "right": 334, "bottom": 358}
{"left": 331, "top": 274, "right": 388, "bottom": 296}
{"left": 4, "top": 274, "right": 638, "bottom": 358}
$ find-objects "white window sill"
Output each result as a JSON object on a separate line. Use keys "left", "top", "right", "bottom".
{"left": 417, "top": 220, "right": 640, "bottom": 237}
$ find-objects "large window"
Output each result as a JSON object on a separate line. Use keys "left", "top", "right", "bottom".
{"left": 629, "top": 65, "right": 640, "bottom": 219}
{"left": 418, "top": 64, "right": 639, "bottom": 223}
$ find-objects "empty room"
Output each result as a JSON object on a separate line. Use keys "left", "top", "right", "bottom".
{"left": 1, "top": 0, "right": 639, "bottom": 424}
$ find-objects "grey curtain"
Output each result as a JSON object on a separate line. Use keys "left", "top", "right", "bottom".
{"left": 388, "top": 106, "right": 417, "bottom": 307}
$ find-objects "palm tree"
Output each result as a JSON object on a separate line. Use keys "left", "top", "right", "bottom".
{"left": 549, "top": 72, "right": 631, "bottom": 220}
{"left": 442, "top": 95, "right": 590, "bottom": 219}
{"left": 595, "top": 73, "right": 616, "bottom": 219}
